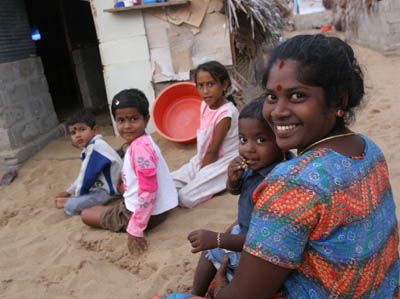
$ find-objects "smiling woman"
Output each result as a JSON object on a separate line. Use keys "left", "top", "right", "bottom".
{"left": 162, "top": 34, "right": 399, "bottom": 299}
{"left": 263, "top": 59, "right": 338, "bottom": 153}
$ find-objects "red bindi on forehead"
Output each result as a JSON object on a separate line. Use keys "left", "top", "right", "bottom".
{"left": 278, "top": 60, "right": 285, "bottom": 70}
{"left": 276, "top": 84, "right": 282, "bottom": 91}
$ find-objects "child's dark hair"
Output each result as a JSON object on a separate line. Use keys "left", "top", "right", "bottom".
{"left": 111, "top": 89, "right": 149, "bottom": 118}
{"left": 66, "top": 109, "right": 96, "bottom": 129}
{"left": 194, "top": 60, "right": 236, "bottom": 105}
{"left": 239, "top": 97, "right": 266, "bottom": 124}
{"left": 262, "top": 34, "right": 364, "bottom": 127}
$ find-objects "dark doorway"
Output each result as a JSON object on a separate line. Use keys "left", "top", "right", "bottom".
{"left": 24, "top": 0, "right": 104, "bottom": 122}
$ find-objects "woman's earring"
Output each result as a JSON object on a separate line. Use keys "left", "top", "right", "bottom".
{"left": 337, "top": 109, "right": 345, "bottom": 117}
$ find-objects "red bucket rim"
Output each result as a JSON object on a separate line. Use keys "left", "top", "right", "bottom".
{"left": 152, "top": 82, "right": 202, "bottom": 143}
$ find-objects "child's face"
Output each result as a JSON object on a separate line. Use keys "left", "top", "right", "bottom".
{"left": 196, "top": 70, "right": 228, "bottom": 109}
{"left": 263, "top": 59, "right": 337, "bottom": 152}
{"left": 239, "top": 118, "right": 282, "bottom": 171}
{"left": 68, "top": 123, "right": 98, "bottom": 149}
{"left": 115, "top": 107, "right": 148, "bottom": 143}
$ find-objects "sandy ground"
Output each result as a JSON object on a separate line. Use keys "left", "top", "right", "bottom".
{"left": 0, "top": 33, "right": 399, "bottom": 298}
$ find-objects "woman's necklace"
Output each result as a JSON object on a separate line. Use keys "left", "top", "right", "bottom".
{"left": 298, "top": 132, "right": 356, "bottom": 156}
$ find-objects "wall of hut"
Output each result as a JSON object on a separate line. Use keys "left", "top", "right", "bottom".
{"left": 345, "top": 0, "right": 400, "bottom": 55}
{"left": 0, "top": 0, "right": 62, "bottom": 167}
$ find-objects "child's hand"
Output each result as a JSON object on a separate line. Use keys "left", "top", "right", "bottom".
{"left": 227, "top": 156, "right": 247, "bottom": 186}
{"left": 127, "top": 234, "right": 148, "bottom": 254}
{"left": 187, "top": 229, "right": 218, "bottom": 253}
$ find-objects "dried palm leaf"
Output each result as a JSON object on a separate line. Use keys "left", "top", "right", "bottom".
{"left": 225, "top": 0, "right": 284, "bottom": 45}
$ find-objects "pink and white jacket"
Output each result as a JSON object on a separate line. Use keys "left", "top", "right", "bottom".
{"left": 121, "top": 134, "right": 178, "bottom": 237}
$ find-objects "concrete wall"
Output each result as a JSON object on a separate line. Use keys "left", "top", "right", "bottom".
{"left": 72, "top": 46, "right": 108, "bottom": 110}
{"left": 346, "top": 0, "right": 400, "bottom": 55}
{"left": 89, "top": 0, "right": 155, "bottom": 133}
{"left": 0, "top": 57, "right": 64, "bottom": 167}
{"left": 294, "top": 10, "right": 333, "bottom": 30}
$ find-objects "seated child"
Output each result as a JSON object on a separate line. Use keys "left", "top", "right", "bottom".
{"left": 187, "top": 98, "right": 290, "bottom": 296}
{"left": 172, "top": 61, "right": 239, "bottom": 208}
{"left": 81, "top": 89, "right": 178, "bottom": 254}
{"left": 54, "top": 109, "right": 123, "bottom": 216}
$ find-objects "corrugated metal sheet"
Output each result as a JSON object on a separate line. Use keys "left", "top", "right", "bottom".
{"left": 0, "top": 0, "right": 36, "bottom": 63}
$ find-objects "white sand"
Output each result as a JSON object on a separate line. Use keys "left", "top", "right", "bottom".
{"left": 0, "top": 32, "right": 399, "bottom": 298}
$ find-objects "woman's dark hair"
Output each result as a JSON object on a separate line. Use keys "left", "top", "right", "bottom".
{"left": 111, "top": 88, "right": 149, "bottom": 118}
{"left": 262, "top": 34, "right": 364, "bottom": 127}
{"left": 66, "top": 109, "right": 96, "bottom": 129}
{"left": 194, "top": 60, "right": 236, "bottom": 105}
{"left": 239, "top": 97, "right": 266, "bottom": 124}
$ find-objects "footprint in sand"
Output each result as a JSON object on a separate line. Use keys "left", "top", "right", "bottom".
{"left": 1, "top": 278, "right": 13, "bottom": 294}
{"left": 80, "top": 232, "right": 124, "bottom": 252}
{"left": 0, "top": 210, "right": 18, "bottom": 227}
{"left": 77, "top": 233, "right": 161, "bottom": 280}
{"left": 151, "top": 263, "right": 193, "bottom": 294}
{"left": 370, "top": 109, "right": 380, "bottom": 114}
{"left": 79, "top": 237, "right": 105, "bottom": 252}
{"left": 159, "top": 264, "right": 180, "bottom": 281}
{"left": 136, "top": 262, "right": 159, "bottom": 280}
{"left": 158, "top": 258, "right": 194, "bottom": 280}
{"left": 382, "top": 124, "right": 393, "bottom": 130}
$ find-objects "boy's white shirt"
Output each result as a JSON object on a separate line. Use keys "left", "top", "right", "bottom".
{"left": 67, "top": 134, "right": 123, "bottom": 197}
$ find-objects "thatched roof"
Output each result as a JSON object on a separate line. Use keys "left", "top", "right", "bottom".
{"left": 225, "top": 0, "right": 285, "bottom": 46}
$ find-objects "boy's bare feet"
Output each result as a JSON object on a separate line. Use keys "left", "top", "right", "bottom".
{"left": 54, "top": 197, "right": 69, "bottom": 209}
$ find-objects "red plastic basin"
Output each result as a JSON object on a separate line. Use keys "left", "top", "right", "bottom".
{"left": 152, "top": 82, "right": 202, "bottom": 144}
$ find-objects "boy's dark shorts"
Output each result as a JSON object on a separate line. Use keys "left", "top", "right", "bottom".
{"left": 100, "top": 199, "right": 132, "bottom": 232}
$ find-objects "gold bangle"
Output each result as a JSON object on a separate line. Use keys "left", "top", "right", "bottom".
{"left": 217, "top": 232, "right": 221, "bottom": 248}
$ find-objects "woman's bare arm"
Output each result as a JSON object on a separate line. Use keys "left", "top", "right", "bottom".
{"left": 215, "top": 252, "right": 291, "bottom": 299}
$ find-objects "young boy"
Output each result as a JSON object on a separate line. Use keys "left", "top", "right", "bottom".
{"left": 54, "top": 109, "right": 123, "bottom": 216}
{"left": 187, "top": 98, "right": 291, "bottom": 296}
{"left": 81, "top": 89, "right": 178, "bottom": 254}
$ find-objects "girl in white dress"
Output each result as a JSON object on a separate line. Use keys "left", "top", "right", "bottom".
{"left": 172, "top": 61, "right": 239, "bottom": 208}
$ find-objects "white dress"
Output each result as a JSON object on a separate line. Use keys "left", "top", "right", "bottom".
{"left": 171, "top": 101, "right": 239, "bottom": 208}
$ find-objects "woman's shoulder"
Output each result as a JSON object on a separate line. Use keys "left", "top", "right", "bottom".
{"left": 252, "top": 154, "right": 343, "bottom": 230}
{"left": 265, "top": 149, "right": 350, "bottom": 192}
{"left": 359, "top": 134, "right": 385, "bottom": 159}
{"left": 267, "top": 136, "right": 387, "bottom": 193}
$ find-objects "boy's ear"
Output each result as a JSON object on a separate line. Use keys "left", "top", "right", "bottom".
{"left": 93, "top": 125, "right": 100, "bottom": 134}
